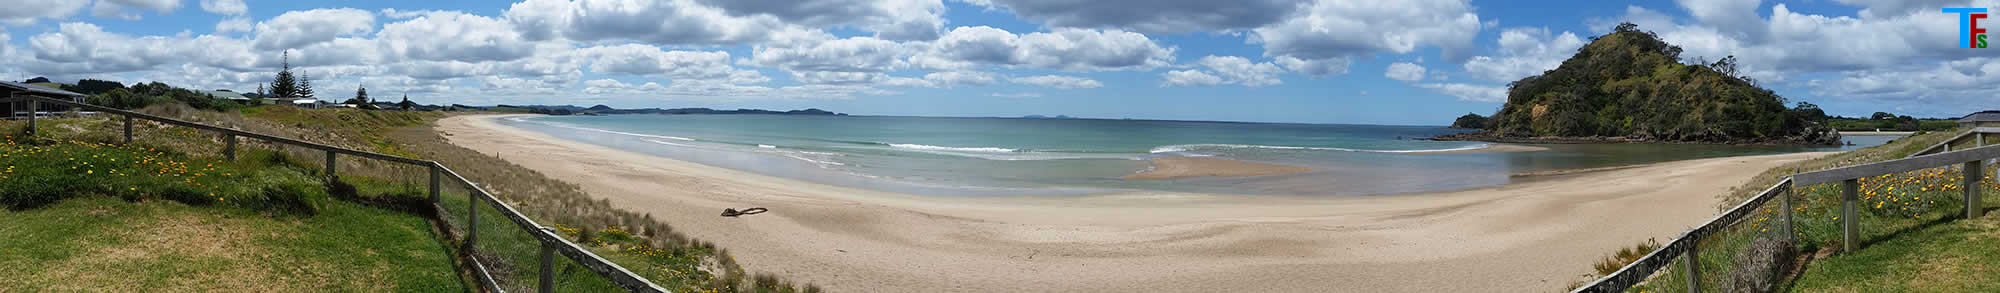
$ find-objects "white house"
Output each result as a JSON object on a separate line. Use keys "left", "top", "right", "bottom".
{"left": 273, "top": 98, "right": 321, "bottom": 109}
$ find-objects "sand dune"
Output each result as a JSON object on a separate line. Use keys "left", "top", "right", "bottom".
{"left": 439, "top": 114, "right": 1827, "bottom": 293}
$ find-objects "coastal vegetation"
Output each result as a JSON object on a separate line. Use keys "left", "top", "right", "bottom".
{"left": 1445, "top": 23, "right": 1836, "bottom": 145}
{"left": 1450, "top": 113, "right": 1488, "bottom": 129}
{"left": 1825, "top": 112, "right": 1959, "bottom": 132}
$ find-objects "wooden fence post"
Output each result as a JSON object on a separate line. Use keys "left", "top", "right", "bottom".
{"left": 325, "top": 150, "right": 337, "bottom": 181}
{"left": 540, "top": 230, "right": 556, "bottom": 293}
{"left": 25, "top": 99, "right": 35, "bottom": 136}
{"left": 1969, "top": 161, "right": 1984, "bottom": 219}
{"left": 1685, "top": 243, "right": 1701, "bottom": 293}
{"left": 429, "top": 164, "right": 441, "bottom": 204}
{"left": 1782, "top": 187, "right": 1795, "bottom": 242}
{"left": 224, "top": 134, "right": 237, "bottom": 160}
{"left": 1842, "top": 179, "right": 1860, "bottom": 252}
{"left": 122, "top": 115, "right": 133, "bottom": 144}
{"left": 469, "top": 189, "right": 479, "bottom": 249}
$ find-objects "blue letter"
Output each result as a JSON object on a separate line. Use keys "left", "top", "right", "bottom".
{"left": 1945, "top": 8, "right": 1990, "bottom": 48}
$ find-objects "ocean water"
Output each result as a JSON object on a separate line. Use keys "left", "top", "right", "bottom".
{"left": 500, "top": 115, "right": 1891, "bottom": 196}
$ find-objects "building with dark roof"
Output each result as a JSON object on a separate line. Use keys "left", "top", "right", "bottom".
{"left": 1, "top": 81, "right": 89, "bottom": 118}
{"left": 1962, "top": 110, "right": 2000, "bottom": 128}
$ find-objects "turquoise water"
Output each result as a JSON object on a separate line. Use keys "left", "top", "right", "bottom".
{"left": 501, "top": 115, "right": 1891, "bottom": 196}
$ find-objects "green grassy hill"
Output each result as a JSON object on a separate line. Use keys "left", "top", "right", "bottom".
{"left": 1477, "top": 23, "right": 1833, "bottom": 144}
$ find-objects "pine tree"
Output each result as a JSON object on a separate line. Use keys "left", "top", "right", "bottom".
{"left": 270, "top": 51, "right": 298, "bottom": 98}
{"left": 398, "top": 93, "right": 415, "bottom": 110}
{"left": 298, "top": 73, "right": 316, "bottom": 99}
{"left": 255, "top": 83, "right": 266, "bottom": 96}
{"left": 348, "top": 85, "right": 368, "bottom": 105}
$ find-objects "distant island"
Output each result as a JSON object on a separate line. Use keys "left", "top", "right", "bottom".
{"left": 468, "top": 104, "right": 847, "bottom": 116}
{"left": 1021, "top": 114, "right": 1074, "bottom": 119}
{"left": 1436, "top": 23, "right": 1838, "bottom": 145}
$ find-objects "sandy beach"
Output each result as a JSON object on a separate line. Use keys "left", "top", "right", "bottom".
{"left": 440, "top": 114, "right": 1827, "bottom": 292}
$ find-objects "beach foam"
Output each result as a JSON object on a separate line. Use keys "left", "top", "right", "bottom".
{"left": 641, "top": 138, "right": 697, "bottom": 147}
{"left": 886, "top": 143, "right": 1019, "bottom": 153}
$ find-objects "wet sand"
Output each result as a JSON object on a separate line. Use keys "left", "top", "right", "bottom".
{"left": 439, "top": 114, "right": 1829, "bottom": 293}
{"left": 1123, "top": 157, "right": 1313, "bottom": 180}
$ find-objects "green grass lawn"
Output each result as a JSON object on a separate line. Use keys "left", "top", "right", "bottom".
{"left": 1787, "top": 211, "right": 2000, "bottom": 292}
{"left": 0, "top": 196, "right": 465, "bottom": 291}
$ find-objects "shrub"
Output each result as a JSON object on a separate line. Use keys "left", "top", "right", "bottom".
{"left": 0, "top": 137, "right": 323, "bottom": 214}
{"left": 1724, "top": 235, "right": 1795, "bottom": 293}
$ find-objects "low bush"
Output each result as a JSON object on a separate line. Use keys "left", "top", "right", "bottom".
{"left": 0, "top": 137, "right": 326, "bottom": 214}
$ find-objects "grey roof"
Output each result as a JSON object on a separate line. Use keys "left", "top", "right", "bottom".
{"left": 1962, "top": 111, "right": 2000, "bottom": 122}
{"left": 207, "top": 90, "right": 246, "bottom": 99}
{"left": 0, "top": 81, "right": 87, "bottom": 97}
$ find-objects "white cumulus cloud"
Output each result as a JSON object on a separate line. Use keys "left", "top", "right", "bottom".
{"left": 1416, "top": 83, "right": 1507, "bottom": 102}
{"left": 1009, "top": 75, "right": 1102, "bottom": 88}
{"left": 1384, "top": 62, "right": 1426, "bottom": 82}
{"left": 254, "top": 8, "right": 377, "bottom": 50}
{"left": 201, "top": 0, "right": 248, "bottom": 16}
{"left": 1160, "top": 69, "right": 1223, "bottom": 87}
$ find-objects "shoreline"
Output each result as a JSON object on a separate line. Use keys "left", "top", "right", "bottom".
{"left": 1838, "top": 131, "right": 1914, "bottom": 136}
{"left": 439, "top": 114, "right": 1831, "bottom": 292}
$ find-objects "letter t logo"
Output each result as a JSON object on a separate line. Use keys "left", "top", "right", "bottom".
{"left": 1945, "top": 8, "right": 1991, "bottom": 48}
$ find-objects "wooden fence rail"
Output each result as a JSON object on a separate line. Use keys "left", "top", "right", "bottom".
{"left": 1569, "top": 178, "right": 1793, "bottom": 293}
{"left": 1573, "top": 129, "right": 2000, "bottom": 293}
{"left": 14, "top": 96, "right": 669, "bottom": 293}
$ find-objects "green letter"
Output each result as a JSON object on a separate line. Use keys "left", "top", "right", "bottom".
{"left": 1981, "top": 34, "right": 1989, "bottom": 48}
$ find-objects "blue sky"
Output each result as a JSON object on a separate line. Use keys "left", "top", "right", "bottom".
{"left": 2, "top": 0, "right": 1996, "bottom": 125}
